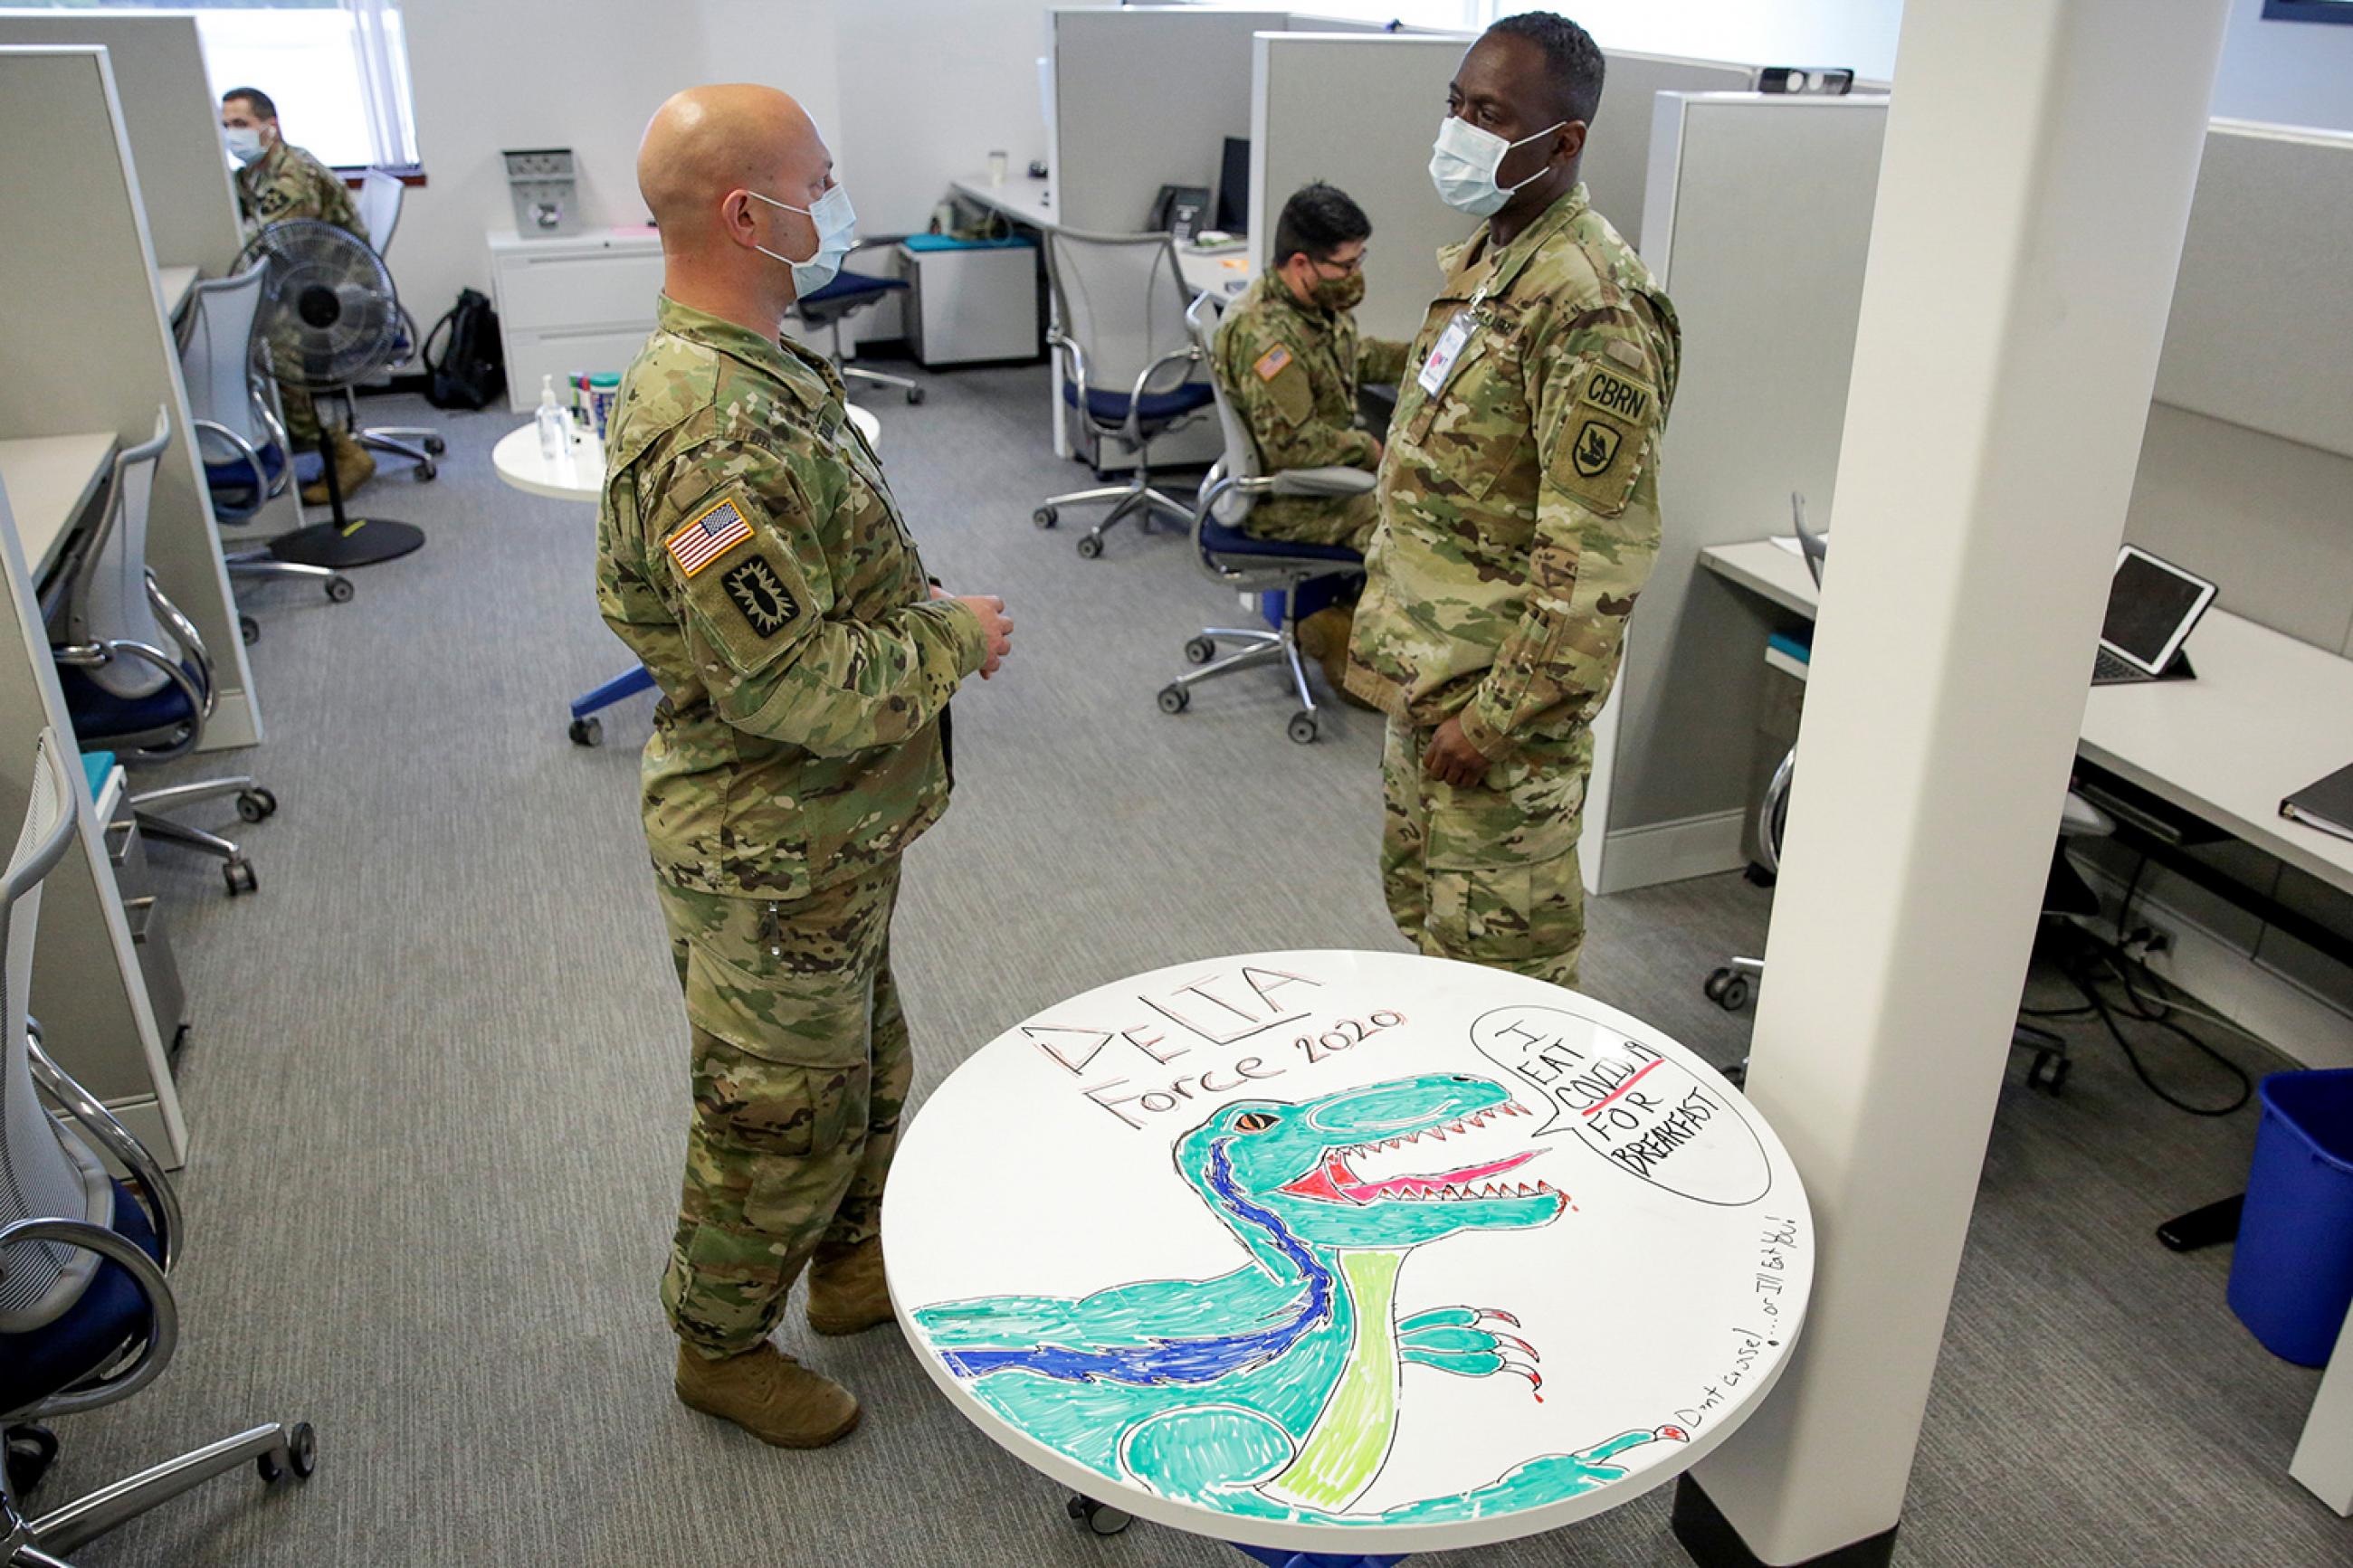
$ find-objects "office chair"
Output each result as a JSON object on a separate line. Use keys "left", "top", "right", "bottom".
{"left": 793, "top": 240, "right": 924, "bottom": 406}
{"left": 1702, "top": 495, "right": 2097, "bottom": 1092}
{"left": 176, "top": 268, "right": 356, "bottom": 641}
{"left": 1, "top": 730, "right": 318, "bottom": 1564}
{"left": 49, "top": 410, "right": 276, "bottom": 898}
{"left": 1154, "top": 294, "right": 1372, "bottom": 746}
{"left": 344, "top": 167, "right": 444, "bottom": 480}
{"left": 1034, "top": 228, "right": 1215, "bottom": 559}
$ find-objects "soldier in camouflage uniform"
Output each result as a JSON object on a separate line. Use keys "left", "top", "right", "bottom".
{"left": 1214, "top": 184, "right": 1411, "bottom": 698}
{"left": 1347, "top": 14, "right": 1679, "bottom": 990}
{"left": 220, "top": 87, "right": 376, "bottom": 501}
{"left": 598, "top": 84, "right": 1013, "bottom": 1449}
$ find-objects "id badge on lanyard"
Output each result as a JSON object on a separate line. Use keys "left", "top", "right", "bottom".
{"left": 1416, "top": 284, "right": 1490, "bottom": 400}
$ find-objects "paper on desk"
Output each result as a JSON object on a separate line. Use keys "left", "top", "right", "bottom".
{"left": 1768, "top": 532, "right": 1829, "bottom": 556}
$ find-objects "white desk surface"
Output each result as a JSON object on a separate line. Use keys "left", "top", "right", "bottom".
{"left": 0, "top": 431, "right": 118, "bottom": 581}
{"left": 491, "top": 404, "right": 881, "bottom": 505}
{"left": 1179, "top": 243, "right": 1254, "bottom": 299}
{"left": 889, "top": 950, "right": 1811, "bottom": 1557}
{"left": 157, "top": 264, "right": 198, "bottom": 319}
{"left": 1699, "top": 538, "right": 2353, "bottom": 897}
{"left": 952, "top": 174, "right": 1058, "bottom": 230}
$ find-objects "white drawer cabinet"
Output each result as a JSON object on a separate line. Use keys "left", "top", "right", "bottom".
{"left": 487, "top": 227, "right": 664, "bottom": 412}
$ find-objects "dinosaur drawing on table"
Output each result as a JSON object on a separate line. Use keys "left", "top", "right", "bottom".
{"left": 910, "top": 1073, "right": 1686, "bottom": 1525}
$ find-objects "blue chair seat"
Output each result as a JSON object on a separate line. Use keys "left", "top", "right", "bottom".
{"left": 58, "top": 661, "right": 199, "bottom": 745}
{"left": 0, "top": 1177, "right": 160, "bottom": 1413}
{"left": 205, "top": 443, "right": 322, "bottom": 518}
{"left": 1201, "top": 515, "right": 1364, "bottom": 565}
{"left": 795, "top": 271, "right": 909, "bottom": 328}
{"left": 1062, "top": 377, "right": 1215, "bottom": 427}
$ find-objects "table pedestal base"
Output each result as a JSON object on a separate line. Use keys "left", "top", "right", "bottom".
{"left": 1233, "top": 1547, "right": 1405, "bottom": 1568}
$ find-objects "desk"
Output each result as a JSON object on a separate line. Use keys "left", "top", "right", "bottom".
{"left": 1178, "top": 243, "right": 1254, "bottom": 299}
{"left": 505, "top": 407, "right": 882, "bottom": 742}
{"left": 0, "top": 432, "right": 118, "bottom": 583}
{"left": 157, "top": 264, "right": 198, "bottom": 321}
{"left": 952, "top": 173, "right": 1057, "bottom": 231}
{"left": 890, "top": 949, "right": 1812, "bottom": 1563}
{"left": 1698, "top": 538, "right": 2353, "bottom": 897}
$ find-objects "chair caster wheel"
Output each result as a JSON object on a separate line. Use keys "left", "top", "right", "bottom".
{"left": 326, "top": 575, "right": 355, "bottom": 603}
{"left": 224, "top": 859, "right": 258, "bottom": 897}
{"left": 1703, "top": 966, "right": 1750, "bottom": 1011}
{"left": 1033, "top": 505, "right": 1058, "bottom": 529}
{"left": 5, "top": 1423, "right": 59, "bottom": 1498}
{"left": 1157, "top": 684, "right": 1189, "bottom": 715}
{"left": 240, "top": 614, "right": 260, "bottom": 646}
{"left": 415, "top": 461, "right": 437, "bottom": 481}
{"left": 258, "top": 1421, "right": 317, "bottom": 1484}
{"left": 1183, "top": 636, "right": 1215, "bottom": 664}
{"left": 2027, "top": 1051, "right": 2071, "bottom": 1094}
{"left": 906, "top": 386, "right": 926, "bottom": 405}
{"left": 569, "top": 717, "right": 603, "bottom": 746}
{"left": 235, "top": 787, "right": 278, "bottom": 822}
{"left": 1066, "top": 1495, "right": 1131, "bottom": 1536}
{"left": 1723, "top": 1057, "right": 1750, "bottom": 1088}
{"left": 424, "top": 435, "right": 447, "bottom": 455}
{"left": 1075, "top": 534, "right": 1103, "bottom": 559}
{"left": 1288, "top": 711, "right": 1319, "bottom": 745}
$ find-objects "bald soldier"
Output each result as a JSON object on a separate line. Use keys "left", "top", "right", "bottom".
{"left": 596, "top": 85, "right": 1014, "bottom": 1448}
{"left": 1348, "top": 13, "right": 1679, "bottom": 988}
{"left": 220, "top": 87, "right": 376, "bottom": 503}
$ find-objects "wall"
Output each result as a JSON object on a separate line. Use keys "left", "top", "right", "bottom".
{"left": 2213, "top": 0, "right": 2353, "bottom": 130}
{"left": 1563, "top": 0, "right": 1902, "bottom": 81}
{"left": 392, "top": 0, "right": 840, "bottom": 328}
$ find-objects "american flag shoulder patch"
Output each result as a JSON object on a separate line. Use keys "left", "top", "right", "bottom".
{"left": 664, "top": 494, "right": 755, "bottom": 578}
{"left": 1253, "top": 345, "right": 1293, "bottom": 382}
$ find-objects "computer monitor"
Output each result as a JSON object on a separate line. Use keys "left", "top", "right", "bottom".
{"left": 2099, "top": 545, "right": 2216, "bottom": 677}
{"left": 1215, "top": 137, "right": 1250, "bottom": 234}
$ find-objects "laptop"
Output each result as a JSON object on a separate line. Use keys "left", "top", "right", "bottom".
{"left": 2091, "top": 545, "right": 2216, "bottom": 686}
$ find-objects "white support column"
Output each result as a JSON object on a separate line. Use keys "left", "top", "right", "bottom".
{"left": 1675, "top": 3, "right": 2230, "bottom": 1564}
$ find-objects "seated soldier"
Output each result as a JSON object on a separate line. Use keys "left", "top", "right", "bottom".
{"left": 1211, "top": 183, "right": 1408, "bottom": 692}
{"left": 221, "top": 86, "right": 376, "bottom": 503}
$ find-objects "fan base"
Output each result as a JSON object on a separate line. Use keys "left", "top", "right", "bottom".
{"left": 269, "top": 518, "right": 425, "bottom": 568}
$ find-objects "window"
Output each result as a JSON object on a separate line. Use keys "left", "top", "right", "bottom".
{"left": 5, "top": 0, "right": 418, "bottom": 168}
{"left": 2262, "top": 0, "right": 2353, "bottom": 20}
{"left": 1176, "top": 1, "right": 1485, "bottom": 31}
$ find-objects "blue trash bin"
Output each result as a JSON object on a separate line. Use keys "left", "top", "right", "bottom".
{"left": 2228, "top": 1068, "right": 2353, "bottom": 1366}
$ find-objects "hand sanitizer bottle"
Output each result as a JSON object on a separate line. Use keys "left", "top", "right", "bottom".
{"left": 536, "top": 374, "right": 568, "bottom": 461}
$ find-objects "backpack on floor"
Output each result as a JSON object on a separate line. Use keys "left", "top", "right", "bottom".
{"left": 422, "top": 288, "right": 507, "bottom": 411}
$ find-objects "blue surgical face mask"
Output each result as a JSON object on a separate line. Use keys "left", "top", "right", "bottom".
{"left": 747, "top": 183, "right": 857, "bottom": 299}
{"left": 1428, "top": 115, "right": 1565, "bottom": 218}
{"left": 224, "top": 126, "right": 266, "bottom": 166}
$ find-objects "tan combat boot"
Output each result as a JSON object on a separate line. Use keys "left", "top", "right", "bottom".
{"left": 806, "top": 1237, "right": 892, "bottom": 1336}
{"left": 300, "top": 429, "right": 376, "bottom": 505}
{"left": 673, "top": 1343, "right": 860, "bottom": 1448}
{"left": 1296, "top": 604, "right": 1376, "bottom": 711}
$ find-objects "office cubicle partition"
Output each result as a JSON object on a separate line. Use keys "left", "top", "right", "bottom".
{"left": 0, "top": 13, "right": 243, "bottom": 279}
{"left": 1582, "top": 92, "right": 1889, "bottom": 896}
{"left": 0, "top": 47, "right": 262, "bottom": 753}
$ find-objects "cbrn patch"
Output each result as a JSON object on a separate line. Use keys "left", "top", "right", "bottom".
{"left": 721, "top": 555, "right": 800, "bottom": 637}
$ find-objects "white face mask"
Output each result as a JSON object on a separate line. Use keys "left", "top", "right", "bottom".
{"left": 1428, "top": 115, "right": 1565, "bottom": 218}
{"left": 224, "top": 126, "right": 266, "bottom": 166}
{"left": 746, "top": 184, "right": 857, "bottom": 299}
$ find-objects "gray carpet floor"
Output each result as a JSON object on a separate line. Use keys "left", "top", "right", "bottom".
{"left": 33, "top": 364, "right": 2348, "bottom": 1566}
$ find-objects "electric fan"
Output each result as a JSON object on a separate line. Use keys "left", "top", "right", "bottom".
{"left": 234, "top": 219, "right": 425, "bottom": 567}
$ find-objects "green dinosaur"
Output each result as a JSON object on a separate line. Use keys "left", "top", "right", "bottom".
{"left": 910, "top": 1073, "right": 1685, "bottom": 1525}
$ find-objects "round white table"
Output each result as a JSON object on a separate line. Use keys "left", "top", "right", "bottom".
{"left": 493, "top": 404, "right": 883, "bottom": 742}
{"left": 491, "top": 403, "right": 882, "bottom": 503}
{"left": 887, "top": 951, "right": 1813, "bottom": 1565}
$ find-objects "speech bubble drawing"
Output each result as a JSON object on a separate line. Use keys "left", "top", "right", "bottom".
{"left": 1470, "top": 1004, "right": 1771, "bottom": 1207}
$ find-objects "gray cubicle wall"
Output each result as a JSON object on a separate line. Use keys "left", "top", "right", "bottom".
{"left": 1588, "top": 93, "right": 1887, "bottom": 892}
{"left": 0, "top": 48, "right": 261, "bottom": 752}
{"left": 1051, "top": 7, "right": 1294, "bottom": 234}
{"left": 1248, "top": 39, "right": 1754, "bottom": 344}
{"left": 0, "top": 13, "right": 243, "bottom": 279}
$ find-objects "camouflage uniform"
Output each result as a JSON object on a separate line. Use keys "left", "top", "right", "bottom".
{"left": 596, "top": 295, "right": 986, "bottom": 1359}
{"left": 1346, "top": 184, "right": 1679, "bottom": 988}
{"left": 235, "top": 140, "right": 368, "bottom": 446}
{"left": 1212, "top": 273, "right": 1409, "bottom": 552}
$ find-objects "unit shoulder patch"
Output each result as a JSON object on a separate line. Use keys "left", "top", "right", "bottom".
{"left": 1550, "top": 356, "right": 1656, "bottom": 518}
